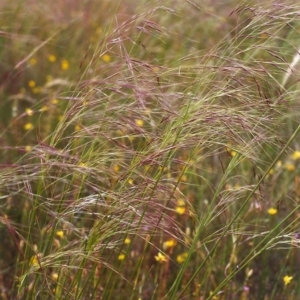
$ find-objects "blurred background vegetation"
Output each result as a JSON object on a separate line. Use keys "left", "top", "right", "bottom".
{"left": 1, "top": 0, "right": 300, "bottom": 299}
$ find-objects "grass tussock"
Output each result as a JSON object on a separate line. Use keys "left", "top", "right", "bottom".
{"left": 1, "top": 0, "right": 300, "bottom": 299}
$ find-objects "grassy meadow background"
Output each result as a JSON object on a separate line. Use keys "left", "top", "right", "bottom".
{"left": 1, "top": 0, "right": 300, "bottom": 299}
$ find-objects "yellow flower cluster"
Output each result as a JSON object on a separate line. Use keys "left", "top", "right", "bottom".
{"left": 175, "top": 199, "right": 186, "bottom": 215}
{"left": 283, "top": 275, "right": 293, "bottom": 285}
{"left": 155, "top": 252, "right": 168, "bottom": 263}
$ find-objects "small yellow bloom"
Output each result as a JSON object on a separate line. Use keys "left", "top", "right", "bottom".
{"left": 51, "top": 273, "right": 59, "bottom": 281}
{"left": 155, "top": 252, "right": 167, "bottom": 263}
{"left": 25, "top": 146, "right": 32, "bottom": 152}
{"left": 128, "top": 178, "right": 134, "bottom": 185}
{"left": 176, "top": 198, "right": 186, "bottom": 215}
{"left": 29, "top": 255, "right": 39, "bottom": 267}
{"left": 113, "top": 164, "right": 120, "bottom": 172}
{"left": 292, "top": 151, "right": 300, "bottom": 160}
{"left": 102, "top": 54, "right": 111, "bottom": 63}
{"left": 177, "top": 199, "right": 185, "bottom": 206}
{"left": 29, "top": 58, "right": 37, "bottom": 65}
{"left": 28, "top": 80, "right": 36, "bottom": 88}
{"left": 231, "top": 150, "right": 237, "bottom": 157}
{"left": 24, "top": 123, "right": 34, "bottom": 131}
{"left": 48, "top": 54, "right": 56, "bottom": 62}
{"left": 267, "top": 208, "right": 277, "bottom": 215}
{"left": 283, "top": 275, "right": 293, "bottom": 285}
{"left": 176, "top": 252, "right": 188, "bottom": 264}
{"left": 29, "top": 252, "right": 43, "bottom": 267}
{"left": 75, "top": 125, "right": 81, "bottom": 131}
{"left": 61, "top": 59, "right": 69, "bottom": 70}
{"left": 284, "top": 163, "right": 295, "bottom": 172}
{"left": 56, "top": 230, "right": 64, "bottom": 238}
{"left": 124, "top": 238, "right": 131, "bottom": 244}
{"left": 135, "top": 119, "right": 144, "bottom": 127}
{"left": 176, "top": 206, "right": 186, "bottom": 215}
{"left": 180, "top": 174, "right": 187, "bottom": 182}
{"left": 118, "top": 253, "right": 125, "bottom": 260}
{"left": 25, "top": 108, "right": 34, "bottom": 116}
{"left": 51, "top": 99, "right": 59, "bottom": 105}
{"left": 163, "top": 239, "right": 177, "bottom": 250}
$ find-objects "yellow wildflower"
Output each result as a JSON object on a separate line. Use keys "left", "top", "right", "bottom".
{"left": 25, "top": 146, "right": 32, "bottom": 152}
{"left": 102, "top": 54, "right": 111, "bottom": 62}
{"left": 51, "top": 99, "right": 59, "bottom": 105}
{"left": 24, "top": 123, "right": 34, "bottom": 131}
{"left": 292, "top": 151, "right": 300, "bottom": 160}
{"left": 135, "top": 119, "right": 144, "bottom": 127}
{"left": 176, "top": 199, "right": 186, "bottom": 215}
{"left": 25, "top": 108, "right": 34, "bottom": 116}
{"left": 124, "top": 238, "right": 131, "bottom": 244}
{"left": 180, "top": 174, "right": 187, "bottom": 182}
{"left": 61, "top": 59, "right": 69, "bottom": 70}
{"left": 75, "top": 125, "right": 81, "bottom": 131}
{"left": 283, "top": 275, "right": 293, "bottom": 285}
{"left": 176, "top": 207, "right": 186, "bottom": 215}
{"left": 267, "top": 208, "right": 277, "bottom": 215}
{"left": 144, "top": 165, "right": 151, "bottom": 172}
{"left": 51, "top": 273, "right": 59, "bottom": 281}
{"left": 176, "top": 252, "right": 188, "bottom": 264}
{"left": 163, "top": 239, "right": 177, "bottom": 250}
{"left": 56, "top": 230, "right": 64, "bottom": 238}
{"left": 29, "top": 252, "right": 43, "bottom": 268}
{"left": 28, "top": 80, "right": 36, "bottom": 88}
{"left": 113, "top": 164, "right": 120, "bottom": 172}
{"left": 29, "top": 255, "right": 39, "bottom": 267}
{"left": 118, "top": 253, "right": 125, "bottom": 261}
{"left": 284, "top": 163, "right": 295, "bottom": 172}
{"left": 48, "top": 54, "right": 56, "bottom": 62}
{"left": 128, "top": 178, "right": 134, "bottom": 185}
{"left": 177, "top": 199, "right": 185, "bottom": 206}
{"left": 155, "top": 252, "right": 167, "bottom": 263}
{"left": 29, "top": 58, "right": 37, "bottom": 65}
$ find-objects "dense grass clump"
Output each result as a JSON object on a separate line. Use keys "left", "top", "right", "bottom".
{"left": 1, "top": 0, "right": 300, "bottom": 299}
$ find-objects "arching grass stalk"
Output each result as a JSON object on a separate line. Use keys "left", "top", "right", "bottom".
{"left": 168, "top": 124, "right": 300, "bottom": 300}
{"left": 127, "top": 101, "right": 194, "bottom": 300}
